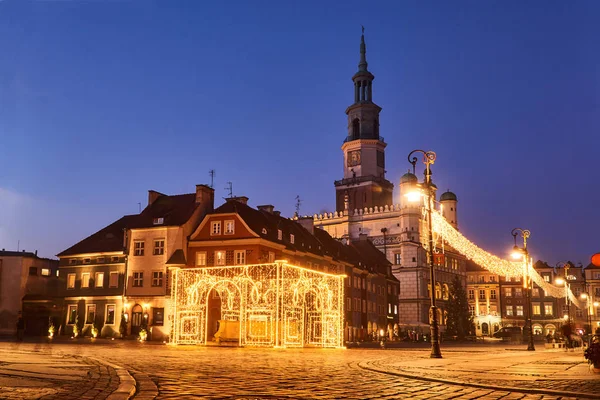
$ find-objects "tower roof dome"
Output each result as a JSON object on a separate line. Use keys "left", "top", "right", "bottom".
{"left": 440, "top": 190, "right": 458, "bottom": 201}
{"left": 400, "top": 171, "right": 418, "bottom": 184}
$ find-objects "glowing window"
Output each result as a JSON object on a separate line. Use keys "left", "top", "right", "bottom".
{"left": 67, "top": 273, "right": 76, "bottom": 289}
{"left": 196, "top": 252, "right": 207, "bottom": 266}
{"left": 215, "top": 251, "right": 225, "bottom": 266}
{"left": 95, "top": 272, "right": 104, "bottom": 288}
{"left": 81, "top": 273, "right": 90, "bottom": 288}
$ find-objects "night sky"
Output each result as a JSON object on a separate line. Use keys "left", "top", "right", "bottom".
{"left": 1, "top": 1, "right": 598, "bottom": 265}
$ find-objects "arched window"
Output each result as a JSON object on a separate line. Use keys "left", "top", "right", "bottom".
{"left": 352, "top": 118, "right": 360, "bottom": 139}
{"left": 435, "top": 283, "right": 442, "bottom": 300}
{"left": 442, "top": 284, "right": 449, "bottom": 300}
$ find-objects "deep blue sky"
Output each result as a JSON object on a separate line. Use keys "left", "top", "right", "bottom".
{"left": 1, "top": 1, "right": 598, "bottom": 265}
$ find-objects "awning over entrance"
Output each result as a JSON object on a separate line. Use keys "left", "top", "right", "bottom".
{"left": 170, "top": 262, "right": 345, "bottom": 348}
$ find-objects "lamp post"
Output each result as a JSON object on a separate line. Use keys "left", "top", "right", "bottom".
{"left": 405, "top": 149, "right": 442, "bottom": 359}
{"left": 555, "top": 262, "right": 571, "bottom": 326}
{"left": 581, "top": 292, "right": 592, "bottom": 335}
{"left": 511, "top": 228, "right": 535, "bottom": 351}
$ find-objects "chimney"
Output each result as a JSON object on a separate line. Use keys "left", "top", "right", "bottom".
{"left": 148, "top": 190, "right": 165, "bottom": 206}
{"left": 196, "top": 184, "right": 215, "bottom": 214}
{"left": 358, "top": 233, "right": 369, "bottom": 242}
{"left": 273, "top": 210, "right": 281, "bottom": 217}
{"left": 226, "top": 196, "right": 249, "bottom": 205}
{"left": 296, "top": 216, "right": 314, "bottom": 235}
{"left": 35, "top": 250, "right": 38, "bottom": 257}
{"left": 257, "top": 205, "right": 275, "bottom": 214}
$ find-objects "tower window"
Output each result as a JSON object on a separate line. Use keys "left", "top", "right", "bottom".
{"left": 352, "top": 118, "right": 360, "bottom": 139}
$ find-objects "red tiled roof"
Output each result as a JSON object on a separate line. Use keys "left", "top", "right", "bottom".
{"left": 57, "top": 215, "right": 137, "bottom": 257}
{"left": 128, "top": 193, "right": 199, "bottom": 229}
{"left": 58, "top": 193, "right": 200, "bottom": 257}
{"left": 211, "top": 201, "right": 325, "bottom": 256}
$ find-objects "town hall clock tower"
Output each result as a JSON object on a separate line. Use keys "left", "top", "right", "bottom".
{"left": 334, "top": 30, "right": 393, "bottom": 212}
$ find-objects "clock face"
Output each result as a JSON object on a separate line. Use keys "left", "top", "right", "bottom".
{"left": 347, "top": 150, "right": 362, "bottom": 167}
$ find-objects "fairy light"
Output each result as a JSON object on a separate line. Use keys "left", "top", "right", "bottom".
{"left": 431, "top": 210, "right": 584, "bottom": 309}
{"left": 170, "top": 261, "right": 345, "bottom": 348}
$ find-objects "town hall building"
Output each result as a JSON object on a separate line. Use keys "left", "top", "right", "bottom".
{"left": 313, "top": 31, "right": 467, "bottom": 331}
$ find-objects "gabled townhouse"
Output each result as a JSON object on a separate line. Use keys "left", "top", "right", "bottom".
{"left": 57, "top": 216, "right": 134, "bottom": 337}
{"left": 57, "top": 184, "right": 214, "bottom": 340}
{"left": 124, "top": 185, "right": 213, "bottom": 340}
{"left": 0, "top": 250, "right": 61, "bottom": 336}
{"left": 182, "top": 197, "right": 400, "bottom": 343}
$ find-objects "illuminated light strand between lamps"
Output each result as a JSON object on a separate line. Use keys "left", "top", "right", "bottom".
{"left": 431, "top": 211, "right": 583, "bottom": 310}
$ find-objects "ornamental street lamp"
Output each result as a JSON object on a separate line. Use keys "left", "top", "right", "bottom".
{"left": 405, "top": 149, "right": 442, "bottom": 359}
{"left": 555, "top": 262, "right": 571, "bottom": 326}
{"left": 581, "top": 292, "right": 593, "bottom": 335}
{"left": 511, "top": 228, "right": 535, "bottom": 351}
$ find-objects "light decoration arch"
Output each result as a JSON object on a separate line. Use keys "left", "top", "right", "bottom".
{"left": 431, "top": 210, "right": 584, "bottom": 309}
{"left": 171, "top": 262, "right": 345, "bottom": 348}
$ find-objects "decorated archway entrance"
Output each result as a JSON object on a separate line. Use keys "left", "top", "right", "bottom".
{"left": 170, "top": 262, "right": 345, "bottom": 348}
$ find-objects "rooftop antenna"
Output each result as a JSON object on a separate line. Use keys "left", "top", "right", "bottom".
{"left": 137, "top": 202, "right": 141, "bottom": 213}
{"left": 209, "top": 169, "right": 216, "bottom": 188}
{"left": 17, "top": 240, "right": 20, "bottom": 252}
{"left": 225, "top": 182, "right": 233, "bottom": 198}
{"left": 295, "top": 195, "right": 302, "bottom": 217}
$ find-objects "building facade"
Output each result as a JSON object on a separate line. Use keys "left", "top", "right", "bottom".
{"left": 466, "top": 260, "right": 501, "bottom": 337}
{"left": 57, "top": 185, "right": 214, "bottom": 340}
{"left": 0, "top": 250, "right": 61, "bottom": 336}
{"left": 124, "top": 185, "right": 214, "bottom": 340}
{"left": 584, "top": 262, "right": 600, "bottom": 332}
{"left": 57, "top": 216, "right": 133, "bottom": 338}
{"left": 313, "top": 32, "right": 466, "bottom": 330}
{"left": 183, "top": 197, "right": 400, "bottom": 343}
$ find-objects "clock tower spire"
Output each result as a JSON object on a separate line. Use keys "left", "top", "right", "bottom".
{"left": 334, "top": 29, "right": 393, "bottom": 212}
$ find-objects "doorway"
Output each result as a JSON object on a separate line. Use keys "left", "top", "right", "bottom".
{"left": 481, "top": 322, "right": 489, "bottom": 336}
{"left": 131, "top": 304, "right": 143, "bottom": 335}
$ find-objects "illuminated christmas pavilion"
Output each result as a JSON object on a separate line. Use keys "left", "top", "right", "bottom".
{"left": 169, "top": 261, "right": 345, "bottom": 348}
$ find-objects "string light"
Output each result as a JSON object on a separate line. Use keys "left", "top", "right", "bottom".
{"left": 431, "top": 210, "right": 583, "bottom": 309}
{"left": 170, "top": 261, "right": 345, "bottom": 348}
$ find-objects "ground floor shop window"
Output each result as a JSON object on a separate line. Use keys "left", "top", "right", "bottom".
{"left": 67, "top": 305, "right": 77, "bottom": 325}
{"left": 86, "top": 304, "right": 96, "bottom": 324}
{"left": 105, "top": 304, "right": 116, "bottom": 325}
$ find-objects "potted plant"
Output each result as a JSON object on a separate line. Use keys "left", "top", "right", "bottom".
{"left": 73, "top": 315, "right": 81, "bottom": 338}
{"left": 91, "top": 324, "right": 99, "bottom": 338}
{"left": 139, "top": 328, "right": 148, "bottom": 341}
{"left": 48, "top": 317, "right": 55, "bottom": 338}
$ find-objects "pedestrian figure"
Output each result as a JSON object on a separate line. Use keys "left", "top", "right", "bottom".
{"left": 561, "top": 323, "right": 572, "bottom": 351}
{"left": 16, "top": 313, "right": 25, "bottom": 342}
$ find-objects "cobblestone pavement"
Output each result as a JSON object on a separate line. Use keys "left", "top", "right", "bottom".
{"left": 0, "top": 341, "right": 120, "bottom": 400}
{"left": 1, "top": 340, "right": 599, "bottom": 399}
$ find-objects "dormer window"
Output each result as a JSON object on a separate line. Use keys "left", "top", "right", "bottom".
{"left": 290, "top": 234, "right": 295, "bottom": 244}
{"left": 97, "top": 257, "right": 105, "bottom": 263}
{"left": 69, "top": 259, "right": 77, "bottom": 265}
{"left": 277, "top": 230, "right": 282, "bottom": 240}
{"left": 83, "top": 258, "right": 91, "bottom": 264}
{"left": 153, "top": 217, "right": 164, "bottom": 225}
{"left": 211, "top": 221, "right": 221, "bottom": 235}
{"left": 262, "top": 228, "right": 267, "bottom": 235}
